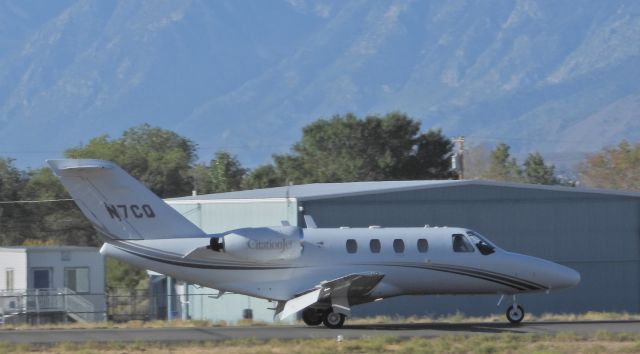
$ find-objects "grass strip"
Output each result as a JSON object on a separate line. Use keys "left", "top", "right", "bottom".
{"left": 1, "top": 332, "right": 640, "bottom": 354}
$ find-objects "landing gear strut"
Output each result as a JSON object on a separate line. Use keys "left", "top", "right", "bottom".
{"left": 505, "top": 295, "right": 525, "bottom": 324}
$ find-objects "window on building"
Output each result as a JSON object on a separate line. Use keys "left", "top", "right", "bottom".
{"left": 417, "top": 239, "right": 429, "bottom": 253}
{"left": 393, "top": 239, "right": 405, "bottom": 253}
{"left": 452, "top": 234, "right": 474, "bottom": 253}
{"left": 346, "top": 239, "right": 358, "bottom": 254}
{"left": 370, "top": 239, "right": 381, "bottom": 253}
{"left": 64, "top": 268, "right": 90, "bottom": 293}
{"left": 32, "top": 268, "right": 52, "bottom": 289}
{"left": 5, "top": 269, "right": 14, "bottom": 290}
{"left": 61, "top": 251, "right": 71, "bottom": 261}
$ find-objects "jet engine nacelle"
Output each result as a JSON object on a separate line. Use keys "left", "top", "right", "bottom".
{"left": 215, "top": 226, "right": 303, "bottom": 262}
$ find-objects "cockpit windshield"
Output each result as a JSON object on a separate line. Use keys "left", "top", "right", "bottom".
{"left": 466, "top": 230, "right": 497, "bottom": 255}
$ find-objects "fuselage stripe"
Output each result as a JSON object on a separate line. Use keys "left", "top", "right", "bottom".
{"left": 114, "top": 244, "right": 545, "bottom": 292}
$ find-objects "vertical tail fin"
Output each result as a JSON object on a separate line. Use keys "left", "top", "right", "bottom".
{"left": 48, "top": 159, "right": 206, "bottom": 240}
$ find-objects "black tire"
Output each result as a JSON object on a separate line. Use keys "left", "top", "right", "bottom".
{"left": 301, "top": 308, "right": 323, "bottom": 326}
{"left": 323, "top": 311, "right": 345, "bottom": 329}
{"left": 506, "top": 305, "right": 525, "bottom": 324}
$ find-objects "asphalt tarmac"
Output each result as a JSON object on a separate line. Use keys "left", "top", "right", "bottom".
{"left": 1, "top": 321, "right": 640, "bottom": 344}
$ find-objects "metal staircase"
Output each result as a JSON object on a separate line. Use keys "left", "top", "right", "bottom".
{"left": 62, "top": 288, "right": 100, "bottom": 322}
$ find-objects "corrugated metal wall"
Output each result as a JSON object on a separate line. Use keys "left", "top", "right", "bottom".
{"left": 169, "top": 199, "right": 297, "bottom": 233}
{"left": 301, "top": 185, "right": 640, "bottom": 316}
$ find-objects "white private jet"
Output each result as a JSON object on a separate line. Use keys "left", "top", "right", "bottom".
{"left": 48, "top": 159, "right": 580, "bottom": 328}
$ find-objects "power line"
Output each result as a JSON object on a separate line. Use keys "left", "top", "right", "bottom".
{"left": 0, "top": 199, "right": 73, "bottom": 204}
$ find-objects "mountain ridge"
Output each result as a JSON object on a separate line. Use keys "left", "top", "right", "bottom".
{"left": 0, "top": 0, "right": 638, "bottom": 173}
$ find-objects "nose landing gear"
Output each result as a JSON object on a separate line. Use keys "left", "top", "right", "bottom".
{"left": 499, "top": 295, "right": 525, "bottom": 324}
{"left": 506, "top": 304, "right": 525, "bottom": 324}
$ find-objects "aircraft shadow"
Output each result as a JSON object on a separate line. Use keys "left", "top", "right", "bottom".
{"left": 342, "top": 322, "right": 524, "bottom": 334}
{"left": 341, "top": 320, "right": 640, "bottom": 333}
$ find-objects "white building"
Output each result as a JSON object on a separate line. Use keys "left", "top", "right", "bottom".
{"left": 0, "top": 246, "right": 106, "bottom": 324}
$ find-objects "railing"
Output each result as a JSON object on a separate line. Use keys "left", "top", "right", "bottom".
{"left": 0, "top": 291, "right": 24, "bottom": 316}
{"left": 0, "top": 288, "right": 104, "bottom": 323}
{"left": 2, "top": 289, "right": 232, "bottom": 324}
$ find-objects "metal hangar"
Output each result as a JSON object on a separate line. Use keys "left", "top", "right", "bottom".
{"left": 166, "top": 180, "right": 640, "bottom": 320}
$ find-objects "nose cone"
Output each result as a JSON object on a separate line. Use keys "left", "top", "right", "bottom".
{"left": 548, "top": 263, "right": 581, "bottom": 290}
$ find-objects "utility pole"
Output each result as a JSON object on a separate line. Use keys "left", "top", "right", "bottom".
{"left": 452, "top": 136, "right": 465, "bottom": 180}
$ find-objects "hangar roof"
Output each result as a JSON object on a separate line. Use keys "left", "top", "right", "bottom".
{"left": 166, "top": 180, "right": 640, "bottom": 203}
{"left": 0, "top": 246, "right": 99, "bottom": 253}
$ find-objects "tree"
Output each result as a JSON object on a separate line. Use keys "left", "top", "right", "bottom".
{"left": 242, "top": 164, "right": 284, "bottom": 190}
{"left": 20, "top": 168, "right": 98, "bottom": 246}
{"left": 106, "top": 258, "right": 148, "bottom": 291}
{"left": 190, "top": 150, "right": 254, "bottom": 194}
{"left": 577, "top": 140, "right": 640, "bottom": 191}
{"left": 0, "top": 162, "right": 98, "bottom": 247}
{"left": 0, "top": 158, "right": 29, "bottom": 246}
{"left": 478, "top": 143, "right": 568, "bottom": 185}
{"left": 0, "top": 158, "right": 24, "bottom": 201}
{"left": 462, "top": 143, "right": 491, "bottom": 179}
{"left": 406, "top": 129, "right": 456, "bottom": 180}
{"left": 66, "top": 124, "right": 197, "bottom": 198}
{"left": 274, "top": 112, "right": 454, "bottom": 183}
{"left": 190, "top": 163, "right": 214, "bottom": 195}
{"left": 482, "top": 143, "right": 522, "bottom": 182}
{"left": 209, "top": 151, "right": 247, "bottom": 193}
{"left": 522, "top": 152, "right": 558, "bottom": 185}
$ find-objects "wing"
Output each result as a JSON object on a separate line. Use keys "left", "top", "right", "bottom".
{"left": 276, "top": 271, "right": 384, "bottom": 320}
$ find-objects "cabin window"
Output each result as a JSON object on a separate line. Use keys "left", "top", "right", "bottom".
{"left": 346, "top": 239, "right": 358, "bottom": 254}
{"left": 466, "top": 231, "right": 495, "bottom": 255}
{"left": 370, "top": 239, "right": 381, "bottom": 253}
{"left": 65, "top": 267, "right": 90, "bottom": 293}
{"left": 5, "top": 269, "right": 14, "bottom": 290}
{"left": 452, "top": 234, "right": 474, "bottom": 253}
{"left": 417, "top": 239, "right": 429, "bottom": 253}
{"left": 393, "top": 239, "right": 405, "bottom": 253}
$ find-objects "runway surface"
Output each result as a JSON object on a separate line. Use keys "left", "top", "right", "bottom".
{"left": 1, "top": 321, "right": 640, "bottom": 344}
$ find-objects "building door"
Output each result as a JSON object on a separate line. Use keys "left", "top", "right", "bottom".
{"left": 32, "top": 268, "right": 52, "bottom": 289}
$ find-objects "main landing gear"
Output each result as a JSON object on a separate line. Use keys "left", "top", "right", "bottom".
{"left": 302, "top": 308, "right": 346, "bottom": 329}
